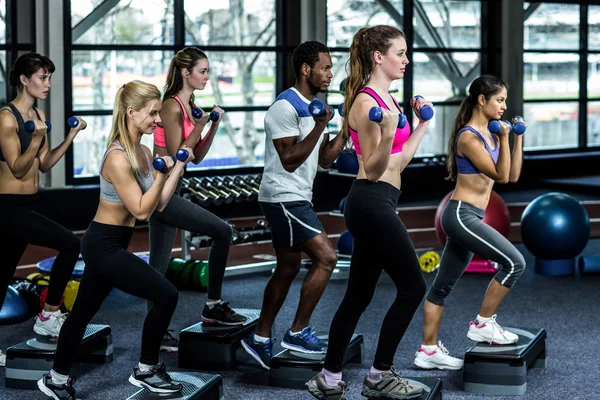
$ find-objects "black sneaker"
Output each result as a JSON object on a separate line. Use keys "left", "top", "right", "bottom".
{"left": 160, "top": 330, "right": 179, "bottom": 352}
{"left": 37, "top": 374, "right": 79, "bottom": 400}
{"left": 306, "top": 373, "right": 348, "bottom": 400}
{"left": 128, "top": 362, "right": 183, "bottom": 394}
{"left": 201, "top": 301, "right": 247, "bottom": 326}
{"left": 241, "top": 333, "right": 276, "bottom": 370}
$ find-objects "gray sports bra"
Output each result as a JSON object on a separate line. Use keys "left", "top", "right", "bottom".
{"left": 99, "top": 142, "right": 154, "bottom": 203}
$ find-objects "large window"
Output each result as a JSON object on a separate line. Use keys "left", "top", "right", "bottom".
{"left": 0, "top": 0, "right": 36, "bottom": 105}
{"left": 523, "top": 2, "right": 580, "bottom": 151}
{"left": 326, "top": 0, "right": 482, "bottom": 156}
{"left": 67, "top": 1, "right": 282, "bottom": 183}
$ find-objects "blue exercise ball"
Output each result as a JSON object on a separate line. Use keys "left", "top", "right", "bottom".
{"left": 337, "top": 230, "right": 354, "bottom": 255}
{"left": 0, "top": 286, "right": 29, "bottom": 324}
{"left": 336, "top": 151, "right": 359, "bottom": 174}
{"left": 521, "top": 192, "right": 590, "bottom": 259}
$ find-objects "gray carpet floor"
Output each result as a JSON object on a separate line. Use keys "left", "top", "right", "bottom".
{"left": 1, "top": 239, "right": 599, "bottom": 399}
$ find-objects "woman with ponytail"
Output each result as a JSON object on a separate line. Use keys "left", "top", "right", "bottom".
{"left": 307, "top": 26, "right": 432, "bottom": 400}
{"left": 148, "top": 48, "right": 245, "bottom": 343}
{"left": 413, "top": 75, "right": 526, "bottom": 371}
{"left": 0, "top": 53, "right": 84, "bottom": 365}
{"left": 38, "top": 80, "right": 194, "bottom": 399}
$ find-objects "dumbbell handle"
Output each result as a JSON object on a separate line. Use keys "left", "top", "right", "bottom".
{"left": 67, "top": 116, "right": 86, "bottom": 130}
{"left": 24, "top": 120, "right": 52, "bottom": 134}
{"left": 412, "top": 95, "right": 434, "bottom": 121}
{"left": 512, "top": 115, "right": 527, "bottom": 135}
{"left": 152, "top": 156, "right": 176, "bottom": 172}
{"left": 309, "top": 98, "right": 335, "bottom": 120}
{"left": 368, "top": 107, "right": 407, "bottom": 129}
{"left": 191, "top": 108, "right": 220, "bottom": 122}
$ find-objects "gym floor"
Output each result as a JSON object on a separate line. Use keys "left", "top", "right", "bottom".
{"left": 2, "top": 239, "right": 598, "bottom": 399}
{"left": 2, "top": 183, "right": 599, "bottom": 399}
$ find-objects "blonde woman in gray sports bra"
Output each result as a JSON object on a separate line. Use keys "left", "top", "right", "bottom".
{"left": 38, "top": 80, "right": 194, "bottom": 399}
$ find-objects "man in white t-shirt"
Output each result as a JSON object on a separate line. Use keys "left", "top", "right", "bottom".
{"left": 242, "top": 41, "right": 346, "bottom": 370}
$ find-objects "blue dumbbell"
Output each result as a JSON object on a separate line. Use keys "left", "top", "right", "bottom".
{"left": 412, "top": 95, "right": 434, "bottom": 121}
{"left": 24, "top": 120, "right": 52, "bottom": 134}
{"left": 368, "top": 107, "right": 407, "bottom": 129}
{"left": 488, "top": 120, "right": 513, "bottom": 134}
{"left": 513, "top": 115, "right": 527, "bottom": 135}
{"left": 176, "top": 148, "right": 189, "bottom": 162}
{"left": 67, "top": 116, "right": 86, "bottom": 130}
{"left": 338, "top": 103, "right": 344, "bottom": 116}
{"left": 309, "top": 98, "right": 335, "bottom": 120}
{"left": 191, "top": 108, "right": 220, "bottom": 122}
{"left": 152, "top": 155, "right": 176, "bottom": 172}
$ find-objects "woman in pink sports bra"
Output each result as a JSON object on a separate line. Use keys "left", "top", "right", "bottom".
{"left": 148, "top": 48, "right": 246, "bottom": 349}
{"left": 307, "top": 25, "right": 433, "bottom": 400}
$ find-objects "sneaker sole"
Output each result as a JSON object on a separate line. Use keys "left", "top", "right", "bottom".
{"left": 128, "top": 374, "right": 182, "bottom": 394}
{"left": 306, "top": 381, "right": 340, "bottom": 400}
{"left": 240, "top": 339, "right": 270, "bottom": 370}
{"left": 281, "top": 340, "right": 326, "bottom": 354}
{"left": 37, "top": 380, "right": 61, "bottom": 400}
{"left": 413, "top": 357, "right": 463, "bottom": 371}
{"left": 201, "top": 317, "right": 246, "bottom": 326}
{"left": 467, "top": 331, "right": 518, "bottom": 345}
{"left": 160, "top": 346, "right": 179, "bottom": 352}
{"left": 361, "top": 388, "right": 423, "bottom": 399}
{"left": 33, "top": 326, "right": 59, "bottom": 340}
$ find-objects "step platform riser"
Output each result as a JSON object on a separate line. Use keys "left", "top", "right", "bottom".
{"left": 463, "top": 327, "right": 546, "bottom": 396}
{"left": 178, "top": 309, "right": 259, "bottom": 371}
{"left": 5, "top": 324, "right": 112, "bottom": 390}
{"left": 269, "top": 334, "right": 363, "bottom": 389}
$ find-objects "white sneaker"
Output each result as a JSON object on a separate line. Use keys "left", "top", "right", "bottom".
{"left": 467, "top": 314, "right": 519, "bottom": 345}
{"left": 413, "top": 341, "right": 464, "bottom": 370}
{"left": 34, "top": 310, "right": 68, "bottom": 340}
{"left": 0, "top": 350, "right": 5, "bottom": 367}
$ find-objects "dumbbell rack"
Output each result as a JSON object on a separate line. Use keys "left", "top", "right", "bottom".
{"left": 179, "top": 174, "right": 274, "bottom": 277}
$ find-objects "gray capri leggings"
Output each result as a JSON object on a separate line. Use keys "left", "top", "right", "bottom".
{"left": 427, "top": 199, "right": 526, "bottom": 306}
{"left": 147, "top": 178, "right": 233, "bottom": 308}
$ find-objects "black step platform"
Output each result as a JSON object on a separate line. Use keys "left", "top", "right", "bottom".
{"left": 403, "top": 377, "right": 443, "bottom": 400}
{"left": 5, "top": 324, "right": 113, "bottom": 390}
{"left": 269, "top": 333, "right": 364, "bottom": 389}
{"left": 127, "top": 372, "right": 223, "bottom": 400}
{"left": 463, "top": 327, "right": 546, "bottom": 395}
{"left": 178, "top": 308, "right": 259, "bottom": 370}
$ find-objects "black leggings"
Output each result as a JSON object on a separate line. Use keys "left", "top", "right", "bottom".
{"left": 53, "top": 221, "right": 179, "bottom": 375}
{"left": 0, "top": 194, "right": 80, "bottom": 309}
{"left": 324, "top": 180, "right": 426, "bottom": 372}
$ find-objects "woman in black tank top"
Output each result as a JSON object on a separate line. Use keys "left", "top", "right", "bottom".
{"left": 0, "top": 53, "right": 86, "bottom": 366}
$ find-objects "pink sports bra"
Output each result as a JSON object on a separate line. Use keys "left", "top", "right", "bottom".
{"left": 348, "top": 87, "right": 410, "bottom": 155}
{"left": 154, "top": 95, "right": 196, "bottom": 148}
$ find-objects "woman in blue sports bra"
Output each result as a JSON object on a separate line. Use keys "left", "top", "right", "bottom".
{"left": 414, "top": 75, "right": 527, "bottom": 372}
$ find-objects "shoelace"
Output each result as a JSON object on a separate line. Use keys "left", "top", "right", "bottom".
{"left": 152, "top": 363, "right": 173, "bottom": 383}
{"left": 263, "top": 338, "right": 277, "bottom": 358}
{"left": 218, "top": 301, "right": 235, "bottom": 316}
{"left": 437, "top": 341, "right": 450, "bottom": 355}
{"left": 487, "top": 314, "right": 508, "bottom": 337}
{"left": 300, "top": 327, "right": 321, "bottom": 344}
{"left": 387, "top": 367, "right": 409, "bottom": 388}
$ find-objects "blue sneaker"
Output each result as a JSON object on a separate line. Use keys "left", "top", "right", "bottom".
{"left": 241, "top": 334, "right": 276, "bottom": 370}
{"left": 282, "top": 327, "right": 327, "bottom": 354}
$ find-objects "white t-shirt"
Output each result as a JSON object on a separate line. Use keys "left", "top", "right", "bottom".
{"left": 259, "top": 87, "right": 325, "bottom": 203}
